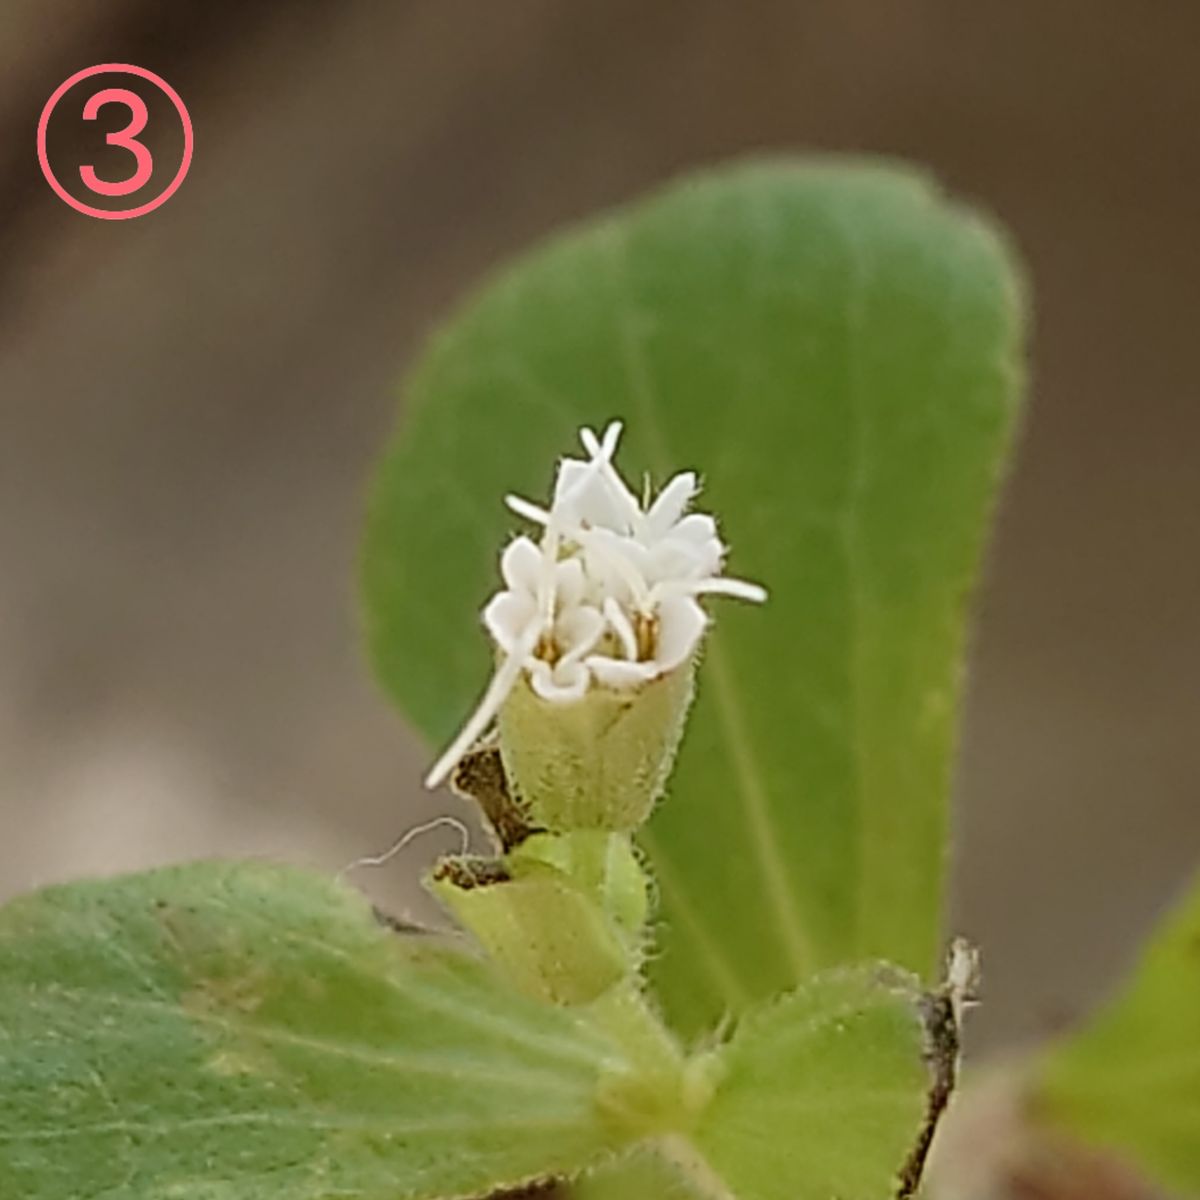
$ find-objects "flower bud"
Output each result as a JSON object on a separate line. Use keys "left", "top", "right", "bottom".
{"left": 423, "top": 419, "right": 766, "bottom": 835}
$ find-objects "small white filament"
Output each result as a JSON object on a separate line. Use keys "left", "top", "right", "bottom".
{"left": 340, "top": 815, "right": 471, "bottom": 879}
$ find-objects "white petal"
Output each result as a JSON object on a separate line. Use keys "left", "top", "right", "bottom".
{"left": 552, "top": 457, "right": 593, "bottom": 508}
{"left": 573, "top": 426, "right": 642, "bottom": 531}
{"left": 499, "top": 536, "right": 544, "bottom": 592}
{"left": 580, "top": 528, "right": 650, "bottom": 605}
{"left": 581, "top": 420, "right": 624, "bottom": 459}
{"left": 645, "top": 472, "right": 697, "bottom": 540}
{"left": 551, "top": 454, "right": 633, "bottom": 534}
{"left": 553, "top": 555, "right": 587, "bottom": 610}
{"left": 529, "top": 658, "right": 591, "bottom": 702}
{"left": 673, "top": 532, "right": 725, "bottom": 578}
{"left": 585, "top": 655, "right": 658, "bottom": 688}
{"left": 693, "top": 539, "right": 725, "bottom": 577}
{"left": 644, "top": 537, "right": 709, "bottom": 584}
{"left": 672, "top": 512, "right": 720, "bottom": 546}
{"left": 556, "top": 603, "right": 606, "bottom": 665}
{"left": 599, "top": 528, "right": 653, "bottom": 579}
{"left": 653, "top": 595, "right": 708, "bottom": 672}
{"left": 482, "top": 590, "right": 538, "bottom": 652}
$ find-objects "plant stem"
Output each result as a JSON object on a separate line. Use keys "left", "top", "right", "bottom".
{"left": 588, "top": 981, "right": 685, "bottom": 1079}
{"left": 656, "top": 1134, "right": 739, "bottom": 1200}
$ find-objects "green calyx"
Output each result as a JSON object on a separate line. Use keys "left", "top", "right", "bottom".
{"left": 498, "top": 658, "right": 696, "bottom": 833}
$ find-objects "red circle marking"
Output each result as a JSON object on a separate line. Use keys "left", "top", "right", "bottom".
{"left": 37, "top": 63, "right": 193, "bottom": 220}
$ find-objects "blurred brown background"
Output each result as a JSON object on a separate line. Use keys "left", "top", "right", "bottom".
{"left": 0, "top": 1, "right": 1196, "bottom": 1055}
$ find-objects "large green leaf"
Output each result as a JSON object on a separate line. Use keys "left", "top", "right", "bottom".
{"left": 0, "top": 861, "right": 636, "bottom": 1199}
{"left": 363, "top": 160, "right": 1025, "bottom": 1035}
{"left": 690, "top": 967, "right": 932, "bottom": 1200}
{"left": 577, "top": 968, "right": 934, "bottom": 1200}
{"left": 1038, "top": 872, "right": 1200, "bottom": 1195}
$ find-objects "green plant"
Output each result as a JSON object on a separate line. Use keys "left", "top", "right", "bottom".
{"left": 1, "top": 160, "right": 1195, "bottom": 1200}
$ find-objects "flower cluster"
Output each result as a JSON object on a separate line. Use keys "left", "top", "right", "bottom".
{"left": 425, "top": 421, "right": 766, "bottom": 788}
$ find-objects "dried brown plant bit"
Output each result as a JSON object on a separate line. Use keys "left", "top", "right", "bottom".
{"left": 896, "top": 939, "right": 978, "bottom": 1198}
{"left": 431, "top": 855, "right": 512, "bottom": 891}
{"left": 479, "top": 1177, "right": 565, "bottom": 1200}
{"left": 450, "top": 736, "right": 537, "bottom": 851}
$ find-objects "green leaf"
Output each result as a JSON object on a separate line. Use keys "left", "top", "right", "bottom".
{"left": 576, "top": 969, "right": 934, "bottom": 1200}
{"left": 362, "top": 159, "right": 1026, "bottom": 1035}
{"left": 1038, "top": 872, "right": 1200, "bottom": 1195}
{"left": 690, "top": 967, "right": 931, "bottom": 1200}
{"left": 572, "top": 1150, "right": 704, "bottom": 1200}
{"left": 0, "top": 861, "right": 637, "bottom": 1199}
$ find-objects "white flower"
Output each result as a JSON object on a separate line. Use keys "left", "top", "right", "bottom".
{"left": 482, "top": 537, "right": 604, "bottom": 703}
{"left": 425, "top": 420, "right": 766, "bottom": 788}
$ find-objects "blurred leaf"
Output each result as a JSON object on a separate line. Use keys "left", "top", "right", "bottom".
{"left": 1039, "top": 872, "right": 1200, "bottom": 1195}
{"left": 362, "top": 159, "right": 1026, "bottom": 1034}
{"left": 0, "top": 861, "right": 636, "bottom": 1199}
{"left": 691, "top": 967, "right": 931, "bottom": 1200}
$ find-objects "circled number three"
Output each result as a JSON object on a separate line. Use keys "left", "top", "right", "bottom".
{"left": 79, "top": 88, "right": 152, "bottom": 196}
